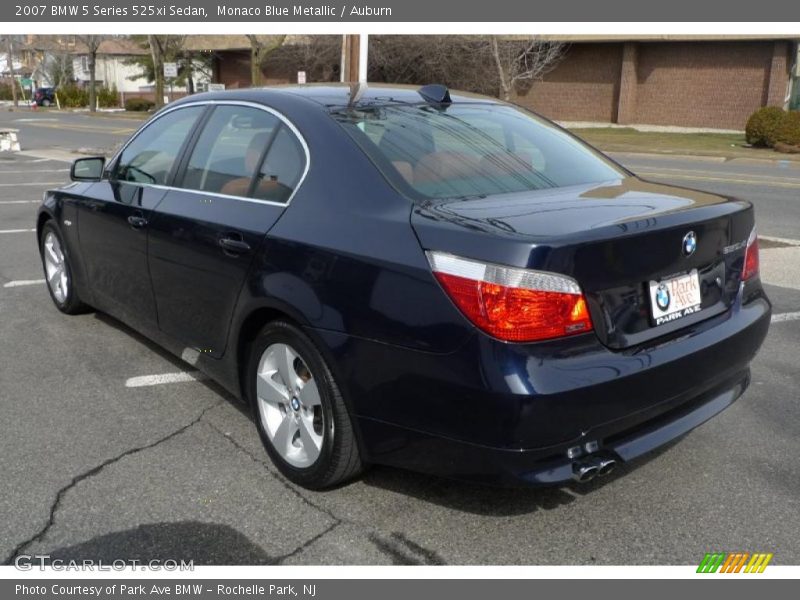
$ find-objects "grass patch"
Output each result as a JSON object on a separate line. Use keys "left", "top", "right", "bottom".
{"left": 569, "top": 127, "right": 800, "bottom": 162}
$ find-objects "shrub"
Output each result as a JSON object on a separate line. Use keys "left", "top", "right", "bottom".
{"left": 0, "top": 82, "right": 13, "bottom": 101}
{"left": 745, "top": 106, "right": 786, "bottom": 147}
{"left": 57, "top": 84, "right": 89, "bottom": 108}
{"left": 97, "top": 85, "right": 119, "bottom": 108}
{"left": 124, "top": 97, "right": 155, "bottom": 112}
{"left": 773, "top": 111, "right": 800, "bottom": 147}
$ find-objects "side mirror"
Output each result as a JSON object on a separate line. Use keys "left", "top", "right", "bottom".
{"left": 71, "top": 156, "right": 106, "bottom": 182}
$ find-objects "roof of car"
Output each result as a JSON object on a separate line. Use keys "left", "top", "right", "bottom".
{"left": 181, "top": 83, "right": 502, "bottom": 112}
{"left": 285, "top": 83, "right": 500, "bottom": 107}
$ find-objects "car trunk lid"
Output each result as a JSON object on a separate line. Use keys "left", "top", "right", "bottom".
{"left": 411, "top": 177, "right": 755, "bottom": 349}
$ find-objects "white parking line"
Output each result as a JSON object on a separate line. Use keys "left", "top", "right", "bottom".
{"left": 761, "top": 235, "right": 800, "bottom": 247}
{"left": 0, "top": 169, "right": 69, "bottom": 174}
{"left": 125, "top": 371, "right": 209, "bottom": 388}
{"left": 0, "top": 200, "right": 39, "bottom": 204}
{"left": 771, "top": 311, "right": 800, "bottom": 323}
{"left": 0, "top": 228, "right": 36, "bottom": 234}
{"left": 3, "top": 279, "right": 44, "bottom": 288}
{"left": 0, "top": 182, "right": 63, "bottom": 187}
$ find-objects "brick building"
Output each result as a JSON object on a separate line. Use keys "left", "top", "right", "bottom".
{"left": 182, "top": 35, "right": 316, "bottom": 89}
{"left": 185, "top": 35, "right": 800, "bottom": 131}
{"left": 515, "top": 35, "right": 800, "bottom": 131}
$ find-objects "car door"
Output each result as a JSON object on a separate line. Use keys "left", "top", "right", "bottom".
{"left": 75, "top": 105, "right": 206, "bottom": 328}
{"left": 147, "top": 103, "right": 308, "bottom": 357}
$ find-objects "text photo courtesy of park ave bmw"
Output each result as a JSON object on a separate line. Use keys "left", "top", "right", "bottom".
{"left": 1, "top": 0, "right": 800, "bottom": 589}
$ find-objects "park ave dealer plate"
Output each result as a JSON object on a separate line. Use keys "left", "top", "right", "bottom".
{"left": 649, "top": 269, "right": 702, "bottom": 326}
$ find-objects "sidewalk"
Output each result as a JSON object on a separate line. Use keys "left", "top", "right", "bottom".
{"left": 567, "top": 124, "right": 800, "bottom": 164}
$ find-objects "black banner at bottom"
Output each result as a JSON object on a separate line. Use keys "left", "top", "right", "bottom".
{"left": 2, "top": 579, "right": 793, "bottom": 600}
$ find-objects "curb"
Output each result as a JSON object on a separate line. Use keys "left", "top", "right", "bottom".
{"left": 607, "top": 151, "right": 727, "bottom": 163}
{"left": 606, "top": 150, "right": 800, "bottom": 166}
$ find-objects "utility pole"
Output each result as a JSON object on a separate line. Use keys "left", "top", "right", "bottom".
{"left": 5, "top": 36, "right": 18, "bottom": 107}
{"left": 341, "top": 34, "right": 368, "bottom": 82}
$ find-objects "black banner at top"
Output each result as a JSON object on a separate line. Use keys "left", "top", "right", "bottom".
{"left": 3, "top": 0, "right": 800, "bottom": 22}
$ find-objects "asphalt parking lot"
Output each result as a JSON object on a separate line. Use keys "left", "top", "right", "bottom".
{"left": 1, "top": 112, "right": 800, "bottom": 566}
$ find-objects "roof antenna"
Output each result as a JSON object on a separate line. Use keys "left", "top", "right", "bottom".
{"left": 418, "top": 84, "right": 451, "bottom": 105}
{"left": 348, "top": 81, "right": 367, "bottom": 106}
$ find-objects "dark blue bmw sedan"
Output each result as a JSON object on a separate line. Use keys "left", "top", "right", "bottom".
{"left": 37, "top": 83, "right": 770, "bottom": 489}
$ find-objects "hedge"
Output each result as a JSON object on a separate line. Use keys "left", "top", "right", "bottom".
{"left": 57, "top": 84, "right": 89, "bottom": 108}
{"left": 773, "top": 111, "right": 800, "bottom": 148}
{"left": 745, "top": 106, "right": 786, "bottom": 148}
{"left": 97, "top": 85, "right": 119, "bottom": 108}
{"left": 124, "top": 97, "right": 155, "bottom": 112}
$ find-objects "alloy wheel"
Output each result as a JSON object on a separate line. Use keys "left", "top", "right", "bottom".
{"left": 255, "top": 342, "right": 326, "bottom": 468}
{"left": 43, "top": 231, "right": 69, "bottom": 304}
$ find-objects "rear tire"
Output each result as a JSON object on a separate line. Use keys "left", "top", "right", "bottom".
{"left": 39, "top": 221, "right": 89, "bottom": 315}
{"left": 245, "top": 320, "right": 364, "bottom": 489}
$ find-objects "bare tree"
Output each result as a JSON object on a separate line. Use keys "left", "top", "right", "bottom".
{"left": 369, "top": 36, "right": 498, "bottom": 96}
{"left": 3, "top": 35, "right": 19, "bottom": 107}
{"left": 147, "top": 35, "right": 168, "bottom": 108}
{"left": 245, "top": 35, "right": 286, "bottom": 86}
{"left": 145, "top": 35, "right": 186, "bottom": 108}
{"left": 262, "top": 36, "right": 342, "bottom": 82}
{"left": 489, "top": 36, "right": 566, "bottom": 101}
{"left": 44, "top": 47, "right": 72, "bottom": 89}
{"left": 76, "top": 35, "right": 105, "bottom": 112}
{"left": 368, "top": 35, "right": 568, "bottom": 101}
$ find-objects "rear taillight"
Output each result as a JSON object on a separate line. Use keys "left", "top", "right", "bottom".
{"left": 426, "top": 251, "right": 593, "bottom": 343}
{"left": 742, "top": 227, "right": 759, "bottom": 281}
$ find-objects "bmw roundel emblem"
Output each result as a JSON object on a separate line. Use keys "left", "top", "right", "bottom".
{"left": 655, "top": 284, "right": 671, "bottom": 310}
{"left": 682, "top": 231, "right": 697, "bottom": 257}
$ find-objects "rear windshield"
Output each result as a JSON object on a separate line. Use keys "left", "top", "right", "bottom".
{"left": 332, "top": 103, "right": 625, "bottom": 200}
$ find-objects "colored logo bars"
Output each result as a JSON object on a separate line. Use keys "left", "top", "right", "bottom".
{"left": 697, "top": 552, "right": 773, "bottom": 573}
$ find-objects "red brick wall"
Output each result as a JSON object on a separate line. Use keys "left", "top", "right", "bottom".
{"left": 512, "top": 43, "right": 622, "bottom": 122}
{"left": 511, "top": 40, "right": 791, "bottom": 130}
{"left": 632, "top": 41, "right": 779, "bottom": 129}
{"left": 766, "top": 41, "right": 791, "bottom": 106}
{"left": 617, "top": 42, "right": 638, "bottom": 124}
{"left": 214, "top": 50, "right": 296, "bottom": 88}
{"left": 215, "top": 50, "right": 252, "bottom": 89}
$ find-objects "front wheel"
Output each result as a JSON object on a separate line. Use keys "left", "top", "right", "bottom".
{"left": 39, "top": 222, "right": 89, "bottom": 314}
{"left": 246, "top": 320, "right": 364, "bottom": 489}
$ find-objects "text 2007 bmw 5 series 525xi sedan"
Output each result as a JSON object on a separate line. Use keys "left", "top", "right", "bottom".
{"left": 37, "top": 83, "right": 770, "bottom": 489}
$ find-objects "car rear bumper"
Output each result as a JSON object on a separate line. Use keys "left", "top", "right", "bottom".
{"left": 356, "top": 366, "right": 750, "bottom": 486}
{"left": 313, "top": 287, "right": 770, "bottom": 486}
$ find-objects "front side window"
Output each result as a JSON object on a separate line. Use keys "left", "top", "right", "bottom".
{"left": 180, "top": 105, "right": 281, "bottom": 197}
{"left": 115, "top": 106, "right": 204, "bottom": 185}
{"left": 332, "top": 103, "right": 625, "bottom": 200}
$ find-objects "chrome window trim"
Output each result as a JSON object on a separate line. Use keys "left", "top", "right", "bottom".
{"left": 107, "top": 99, "right": 311, "bottom": 207}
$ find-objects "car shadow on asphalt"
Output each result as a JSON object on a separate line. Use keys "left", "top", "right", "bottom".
{"left": 92, "top": 310, "right": 683, "bottom": 516}
{"left": 358, "top": 439, "right": 682, "bottom": 517}
{"left": 93, "top": 312, "right": 247, "bottom": 414}
{"left": 41, "top": 521, "right": 277, "bottom": 565}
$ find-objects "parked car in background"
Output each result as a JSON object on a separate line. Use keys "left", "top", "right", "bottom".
{"left": 33, "top": 87, "right": 56, "bottom": 107}
{"left": 36, "top": 84, "right": 770, "bottom": 489}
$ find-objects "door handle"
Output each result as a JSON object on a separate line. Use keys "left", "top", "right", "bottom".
{"left": 127, "top": 215, "right": 148, "bottom": 228}
{"left": 219, "top": 237, "right": 251, "bottom": 253}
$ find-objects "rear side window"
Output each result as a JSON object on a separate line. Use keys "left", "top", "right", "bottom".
{"left": 252, "top": 126, "right": 306, "bottom": 203}
{"left": 180, "top": 105, "right": 281, "bottom": 197}
{"left": 115, "top": 106, "right": 204, "bottom": 185}
{"left": 333, "top": 104, "right": 624, "bottom": 200}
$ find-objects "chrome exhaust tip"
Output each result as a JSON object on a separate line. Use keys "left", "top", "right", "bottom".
{"left": 572, "top": 462, "right": 599, "bottom": 483}
{"left": 595, "top": 457, "right": 616, "bottom": 477}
